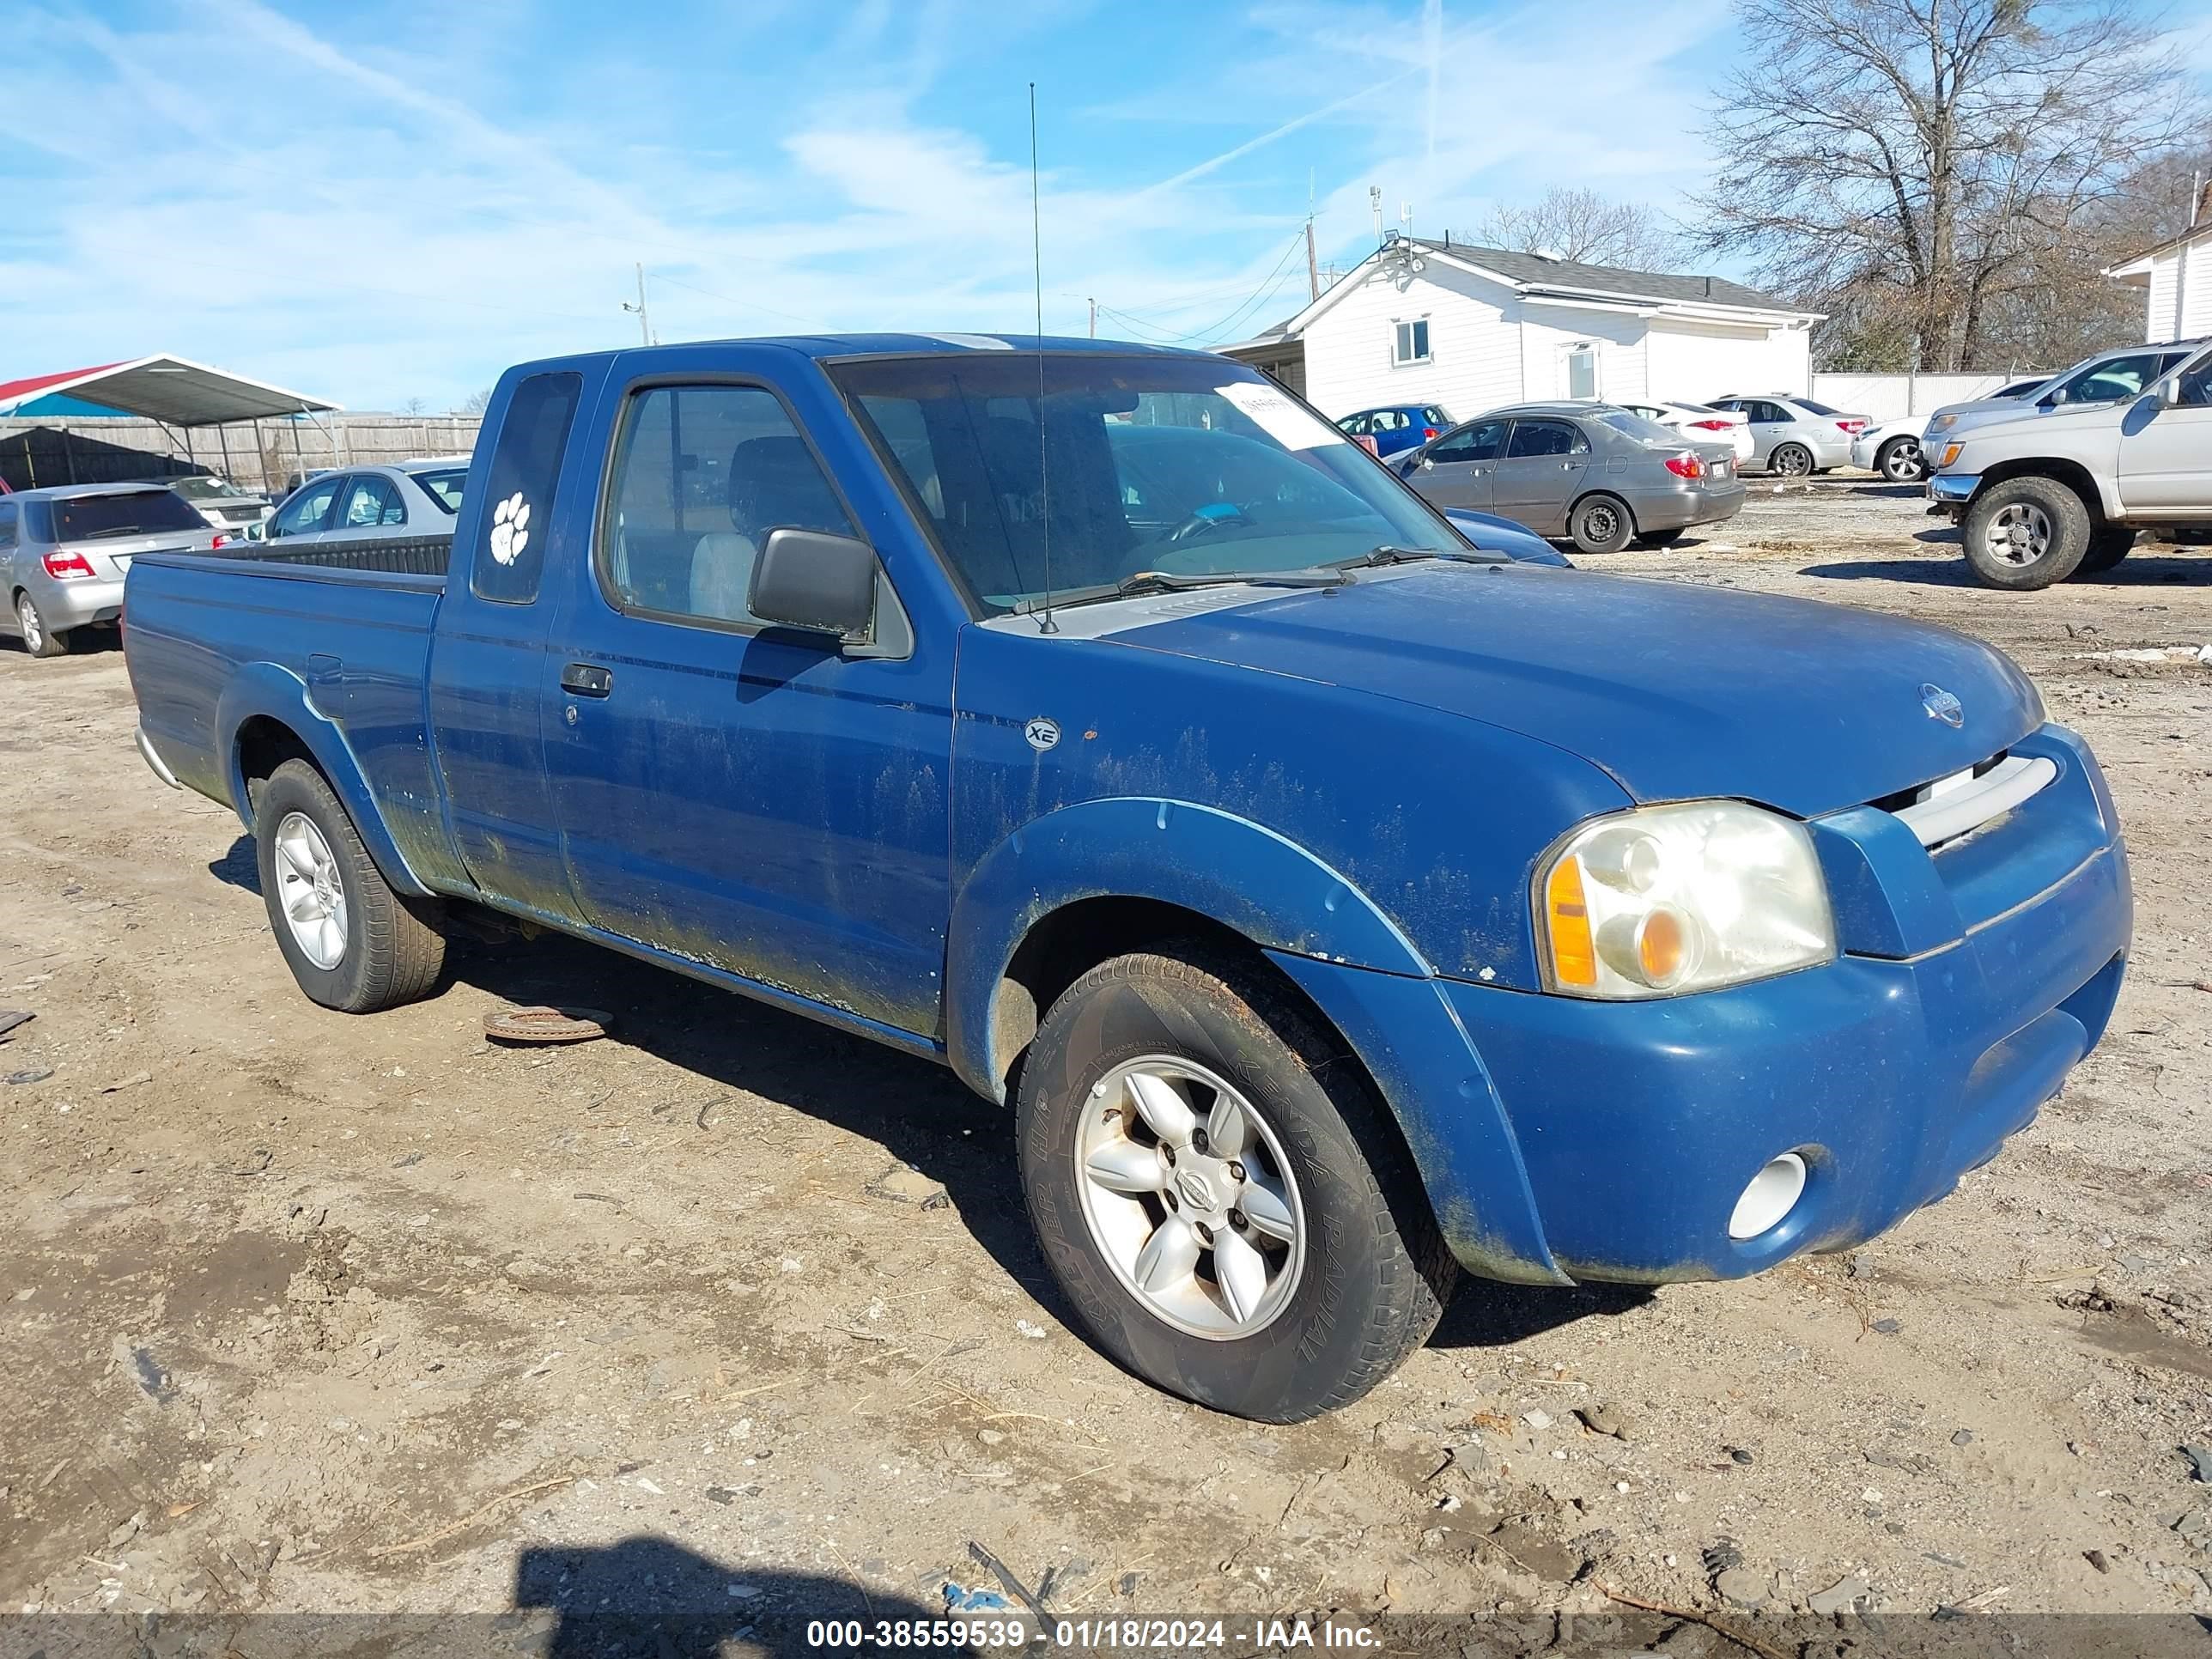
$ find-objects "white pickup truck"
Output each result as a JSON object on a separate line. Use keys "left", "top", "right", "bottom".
{"left": 1929, "top": 341, "right": 2212, "bottom": 588}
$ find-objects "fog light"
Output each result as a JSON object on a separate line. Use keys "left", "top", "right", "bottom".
{"left": 1728, "top": 1152, "right": 1807, "bottom": 1240}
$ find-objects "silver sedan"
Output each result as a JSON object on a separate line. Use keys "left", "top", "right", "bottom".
{"left": 1394, "top": 404, "right": 1744, "bottom": 554}
{"left": 2, "top": 483, "right": 224, "bottom": 658}
{"left": 262, "top": 462, "right": 467, "bottom": 546}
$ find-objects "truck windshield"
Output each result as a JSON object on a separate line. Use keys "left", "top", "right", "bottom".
{"left": 826, "top": 354, "right": 1458, "bottom": 614}
{"left": 52, "top": 489, "right": 207, "bottom": 541}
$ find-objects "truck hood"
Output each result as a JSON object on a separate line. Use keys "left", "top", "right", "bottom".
{"left": 1103, "top": 567, "right": 2041, "bottom": 818}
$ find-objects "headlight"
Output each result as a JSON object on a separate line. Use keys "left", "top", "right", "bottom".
{"left": 1928, "top": 413, "right": 1955, "bottom": 434}
{"left": 1535, "top": 801, "right": 1836, "bottom": 999}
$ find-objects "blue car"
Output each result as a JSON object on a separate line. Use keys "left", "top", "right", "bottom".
{"left": 1338, "top": 402, "right": 1450, "bottom": 458}
{"left": 1443, "top": 507, "right": 1571, "bottom": 567}
{"left": 123, "top": 335, "right": 2130, "bottom": 1423}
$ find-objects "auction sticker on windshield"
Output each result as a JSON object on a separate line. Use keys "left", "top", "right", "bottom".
{"left": 1216, "top": 381, "right": 1341, "bottom": 451}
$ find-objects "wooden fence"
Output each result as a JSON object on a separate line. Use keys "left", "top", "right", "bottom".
{"left": 0, "top": 413, "right": 482, "bottom": 495}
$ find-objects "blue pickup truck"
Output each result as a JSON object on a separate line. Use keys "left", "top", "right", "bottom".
{"left": 124, "top": 335, "right": 2132, "bottom": 1422}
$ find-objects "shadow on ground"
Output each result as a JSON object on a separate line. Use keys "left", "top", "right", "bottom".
{"left": 208, "top": 836, "right": 1639, "bottom": 1366}
{"left": 515, "top": 1539, "right": 945, "bottom": 1657}
{"left": 1805, "top": 550, "right": 2212, "bottom": 587}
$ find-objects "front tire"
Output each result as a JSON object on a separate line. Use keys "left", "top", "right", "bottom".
{"left": 1015, "top": 948, "right": 1455, "bottom": 1422}
{"left": 254, "top": 759, "right": 445, "bottom": 1012}
{"left": 15, "top": 592, "right": 68, "bottom": 658}
{"left": 1876, "top": 437, "right": 1927, "bottom": 483}
{"left": 1961, "top": 476, "right": 2091, "bottom": 590}
{"left": 1569, "top": 493, "right": 1635, "bottom": 555}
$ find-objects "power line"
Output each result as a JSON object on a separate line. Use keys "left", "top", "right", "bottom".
{"left": 1095, "top": 232, "right": 1308, "bottom": 345}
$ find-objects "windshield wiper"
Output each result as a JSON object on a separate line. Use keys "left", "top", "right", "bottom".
{"left": 1110, "top": 568, "right": 1347, "bottom": 599}
{"left": 1334, "top": 544, "right": 1511, "bottom": 569}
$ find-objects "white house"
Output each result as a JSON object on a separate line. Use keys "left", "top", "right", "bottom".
{"left": 2105, "top": 184, "right": 2212, "bottom": 344}
{"left": 1223, "top": 234, "right": 1820, "bottom": 419}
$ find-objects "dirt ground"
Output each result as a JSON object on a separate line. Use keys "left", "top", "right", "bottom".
{"left": 3, "top": 479, "right": 2211, "bottom": 1649}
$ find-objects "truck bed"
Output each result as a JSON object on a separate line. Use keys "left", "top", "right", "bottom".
{"left": 126, "top": 549, "right": 453, "bottom": 881}
{"left": 235, "top": 533, "right": 453, "bottom": 578}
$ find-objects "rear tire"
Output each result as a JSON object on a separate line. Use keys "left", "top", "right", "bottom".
{"left": 15, "top": 592, "right": 68, "bottom": 658}
{"left": 1770, "top": 442, "right": 1814, "bottom": 478}
{"left": 254, "top": 759, "right": 445, "bottom": 1013}
{"left": 1015, "top": 946, "right": 1455, "bottom": 1422}
{"left": 1569, "top": 493, "right": 1636, "bottom": 555}
{"left": 1961, "top": 476, "right": 2091, "bottom": 591}
{"left": 1876, "top": 436, "right": 1928, "bottom": 483}
{"left": 2071, "top": 526, "right": 2135, "bottom": 578}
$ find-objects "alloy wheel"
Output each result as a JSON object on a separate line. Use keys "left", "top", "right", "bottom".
{"left": 273, "top": 811, "right": 349, "bottom": 969}
{"left": 1984, "top": 501, "right": 2052, "bottom": 568}
{"left": 1073, "top": 1056, "right": 1307, "bottom": 1340}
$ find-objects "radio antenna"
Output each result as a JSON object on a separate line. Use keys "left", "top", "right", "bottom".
{"left": 1030, "top": 82, "right": 1057, "bottom": 635}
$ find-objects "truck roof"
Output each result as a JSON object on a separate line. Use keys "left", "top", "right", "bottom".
{"left": 507, "top": 333, "right": 1224, "bottom": 379}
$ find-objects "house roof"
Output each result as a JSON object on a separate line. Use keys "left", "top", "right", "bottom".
{"left": 0, "top": 355, "right": 341, "bottom": 424}
{"left": 2105, "top": 189, "right": 2212, "bottom": 280}
{"left": 1278, "top": 234, "right": 1820, "bottom": 338}
{"left": 1407, "top": 240, "right": 1789, "bottom": 311}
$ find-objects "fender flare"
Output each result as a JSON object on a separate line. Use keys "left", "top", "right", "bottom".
{"left": 946, "top": 796, "right": 1565, "bottom": 1284}
{"left": 946, "top": 796, "right": 1432, "bottom": 1097}
{"left": 215, "top": 661, "right": 434, "bottom": 898}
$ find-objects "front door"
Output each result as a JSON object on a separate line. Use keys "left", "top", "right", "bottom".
{"left": 1489, "top": 417, "right": 1589, "bottom": 535}
{"left": 1412, "top": 416, "right": 1506, "bottom": 508}
{"left": 2117, "top": 361, "right": 2212, "bottom": 514}
{"left": 265, "top": 472, "right": 345, "bottom": 547}
{"left": 540, "top": 375, "right": 955, "bottom": 1037}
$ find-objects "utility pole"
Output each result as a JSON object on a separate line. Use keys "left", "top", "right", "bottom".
{"left": 1370, "top": 185, "right": 1383, "bottom": 246}
{"left": 1306, "top": 217, "right": 1320, "bottom": 302}
{"left": 622, "top": 263, "right": 653, "bottom": 346}
{"left": 1088, "top": 297, "right": 1097, "bottom": 337}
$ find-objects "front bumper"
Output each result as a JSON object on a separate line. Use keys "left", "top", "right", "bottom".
{"left": 1275, "top": 725, "right": 2131, "bottom": 1285}
{"left": 1928, "top": 471, "right": 1978, "bottom": 512}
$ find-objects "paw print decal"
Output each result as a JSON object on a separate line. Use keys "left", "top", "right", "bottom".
{"left": 489, "top": 492, "right": 531, "bottom": 566}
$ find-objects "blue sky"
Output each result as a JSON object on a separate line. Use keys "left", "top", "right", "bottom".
{"left": 3, "top": 0, "right": 2208, "bottom": 410}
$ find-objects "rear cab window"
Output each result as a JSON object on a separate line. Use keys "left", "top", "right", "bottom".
{"left": 471, "top": 372, "right": 582, "bottom": 605}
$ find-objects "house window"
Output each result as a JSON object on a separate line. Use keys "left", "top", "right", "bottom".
{"left": 1566, "top": 345, "right": 1598, "bottom": 400}
{"left": 1393, "top": 319, "right": 1431, "bottom": 366}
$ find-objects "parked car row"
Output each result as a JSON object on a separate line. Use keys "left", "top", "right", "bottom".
{"left": 3, "top": 455, "right": 476, "bottom": 658}
{"left": 1386, "top": 401, "right": 1747, "bottom": 554}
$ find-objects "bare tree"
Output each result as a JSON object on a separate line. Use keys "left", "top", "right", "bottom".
{"left": 455, "top": 386, "right": 495, "bottom": 418}
{"left": 399, "top": 396, "right": 428, "bottom": 416}
{"left": 1476, "top": 187, "right": 1679, "bottom": 270}
{"left": 1693, "top": 0, "right": 2205, "bottom": 371}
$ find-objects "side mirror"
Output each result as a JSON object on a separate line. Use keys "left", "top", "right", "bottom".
{"left": 748, "top": 527, "right": 878, "bottom": 639}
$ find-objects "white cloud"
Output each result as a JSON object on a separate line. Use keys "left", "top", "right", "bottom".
{"left": 0, "top": 0, "right": 1759, "bottom": 407}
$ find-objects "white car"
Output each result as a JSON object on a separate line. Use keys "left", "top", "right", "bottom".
{"left": 1848, "top": 378, "right": 2048, "bottom": 483}
{"left": 1614, "top": 400, "right": 1755, "bottom": 465}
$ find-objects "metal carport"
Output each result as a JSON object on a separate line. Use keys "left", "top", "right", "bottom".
{"left": 0, "top": 355, "right": 342, "bottom": 490}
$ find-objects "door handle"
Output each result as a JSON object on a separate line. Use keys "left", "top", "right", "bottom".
{"left": 561, "top": 663, "right": 613, "bottom": 698}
